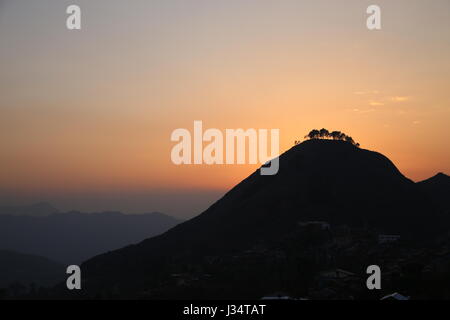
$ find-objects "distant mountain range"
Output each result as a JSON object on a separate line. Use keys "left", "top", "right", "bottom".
{"left": 0, "top": 202, "right": 58, "bottom": 217}
{"left": 0, "top": 210, "right": 181, "bottom": 264}
{"left": 76, "top": 139, "right": 448, "bottom": 298}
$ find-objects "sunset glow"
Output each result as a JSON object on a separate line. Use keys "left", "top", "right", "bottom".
{"left": 1, "top": 0, "right": 449, "bottom": 217}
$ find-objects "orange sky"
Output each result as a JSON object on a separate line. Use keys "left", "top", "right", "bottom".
{"left": 0, "top": 0, "right": 449, "bottom": 216}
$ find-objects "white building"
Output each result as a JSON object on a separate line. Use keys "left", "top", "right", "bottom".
{"left": 381, "top": 292, "right": 410, "bottom": 300}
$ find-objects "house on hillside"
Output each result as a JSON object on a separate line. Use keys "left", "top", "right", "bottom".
{"left": 378, "top": 234, "right": 401, "bottom": 244}
{"left": 298, "top": 221, "right": 331, "bottom": 231}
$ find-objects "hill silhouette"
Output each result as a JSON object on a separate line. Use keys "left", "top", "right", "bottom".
{"left": 78, "top": 139, "right": 444, "bottom": 297}
{"left": 0, "top": 211, "right": 181, "bottom": 264}
{"left": 0, "top": 250, "right": 64, "bottom": 290}
{"left": 417, "top": 172, "right": 450, "bottom": 214}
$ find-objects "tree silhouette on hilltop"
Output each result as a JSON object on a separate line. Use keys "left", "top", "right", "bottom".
{"left": 302, "top": 128, "right": 360, "bottom": 147}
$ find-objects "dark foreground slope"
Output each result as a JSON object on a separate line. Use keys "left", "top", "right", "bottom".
{"left": 78, "top": 140, "right": 444, "bottom": 297}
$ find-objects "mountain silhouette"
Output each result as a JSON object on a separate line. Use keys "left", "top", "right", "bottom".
{"left": 0, "top": 211, "right": 181, "bottom": 264}
{"left": 0, "top": 202, "right": 58, "bottom": 217}
{"left": 79, "top": 139, "right": 444, "bottom": 296}
{"left": 417, "top": 172, "right": 450, "bottom": 214}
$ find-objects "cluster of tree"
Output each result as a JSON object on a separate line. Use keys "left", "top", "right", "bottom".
{"left": 303, "top": 129, "right": 360, "bottom": 147}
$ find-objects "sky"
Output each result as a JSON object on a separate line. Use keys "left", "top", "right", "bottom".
{"left": 1, "top": 0, "right": 449, "bottom": 218}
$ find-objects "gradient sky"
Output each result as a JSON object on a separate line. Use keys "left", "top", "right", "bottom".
{"left": 1, "top": 0, "right": 449, "bottom": 218}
